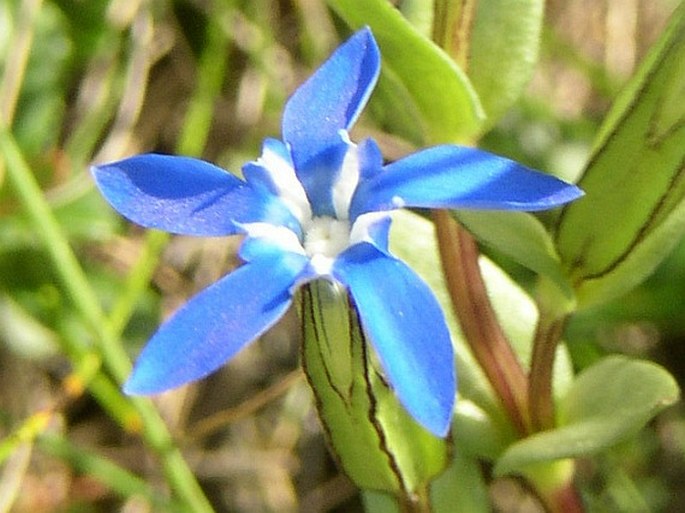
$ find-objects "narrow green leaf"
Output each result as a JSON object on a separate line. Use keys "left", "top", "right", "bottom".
{"left": 370, "top": 66, "right": 426, "bottom": 146}
{"left": 469, "top": 0, "right": 544, "bottom": 130}
{"left": 556, "top": 4, "right": 685, "bottom": 308}
{"left": 326, "top": 0, "right": 484, "bottom": 144}
{"left": 455, "top": 209, "right": 574, "bottom": 300}
{"left": 494, "top": 356, "right": 680, "bottom": 476}
{"left": 11, "top": 2, "right": 73, "bottom": 159}
{"left": 301, "top": 280, "right": 450, "bottom": 495}
{"left": 38, "top": 434, "right": 177, "bottom": 511}
{"left": 0, "top": 293, "right": 59, "bottom": 360}
{"left": 397, "top": 0, "right": 433, "bottom": 37}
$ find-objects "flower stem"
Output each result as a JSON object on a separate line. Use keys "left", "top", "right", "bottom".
{"left": 433, "top": 210, "right": 531, "bottom": 435}
{"left": 528, "top": 311, "right": 567, "bottom": 432}
{"left": 432, "top": 0, "right": 478, "bottom": 68}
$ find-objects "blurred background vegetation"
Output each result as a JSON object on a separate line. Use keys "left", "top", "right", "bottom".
{"left": 0, "top": 0, "right": 683, "bottom": 511}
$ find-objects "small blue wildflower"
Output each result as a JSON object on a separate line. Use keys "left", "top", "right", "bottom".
{"left": 92, "top": 28, "right": 582, "bottom": 437}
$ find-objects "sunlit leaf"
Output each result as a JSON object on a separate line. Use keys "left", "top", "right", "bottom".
{"left": 456, "top": 209, "right": 573, "bottom": 299}
{"left": 469, "top": 0, "right": 544, "bottom": 130}
{"left": 301, "top": 280, "right": 450, "bottom": 494}
{"left": 494, "top": 356, "right": 680, "bottom": 476}
{"left": 556, "top": 3, "right": 685, "bottom": 308}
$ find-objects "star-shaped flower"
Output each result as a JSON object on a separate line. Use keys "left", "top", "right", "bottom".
{"left": 92, "top": 28, "right": 582, "bottom": 437}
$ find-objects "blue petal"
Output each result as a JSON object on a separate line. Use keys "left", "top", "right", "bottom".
{"left": 353, "top": 214, "right": 392, "bottom": 254}
{"left": 333, "top": 243, "right": 456, "bottom": 437}
{"left": 357, "top": 138, "right": 385, "bottom": 181}
{"left": 282, "top": 28, "right": 380, "bottom": 171}
{"left": 123, "top": 245, "right": 308, "bottom": 394}
{"left": 92, "top": 154, "right": 295, "bottom": 236}
{"left": 242, "top": 139, "right": 294, "bottom": 197}
{"left": 296, "top": 138, "right": 349, "bottom": 217}
{"left": 350, "top": 145, "right": 584, "bottom": 218}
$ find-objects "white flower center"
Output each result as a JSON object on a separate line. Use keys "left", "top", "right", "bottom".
{"left": 304, "top": 216, "right": 350, "bottom": 257}
{"left": 244, "top": 136, "right": 386, "bottom": 276}
{"left": 303, "top": 216, "right": 351, "bottom": 275}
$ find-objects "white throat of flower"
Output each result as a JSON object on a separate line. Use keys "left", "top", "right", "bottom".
{"left": 243, "top": 138, "right": 385, "bottom": 277}
{"left": 332, "top": 132, "right": 360, "bottom": 220}
{"left": 304, "top": 216, "right": 351, "bottom": 274}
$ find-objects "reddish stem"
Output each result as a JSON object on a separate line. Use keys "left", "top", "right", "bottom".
{"left": 432, "top": 210, "right": 531, "bottom": 435}
{"left": 539, "top": 480, "right": 586, "bottom": 513}
{"left": 529, "top": 313, "right": 567, "bottom": 432}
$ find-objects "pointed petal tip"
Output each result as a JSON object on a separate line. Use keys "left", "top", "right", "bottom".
{"left": 282, "top": 27, "right": 381, "bottom": 168}
{"left": 413, "top": 392, "right": 455, "bottom": 438}
{"left": 122, "top": 369, "right": 185, "bottom": 397}
{"left": 531, "top": 181, "right": 585, "bottom": 211}
{"left": 565, "top": 183, "right": 585, "bottom": 202}
{"left": 121, "top": 374, "right": 149, "bottom": 396}
{"left": 354, "top": 145, "right": 587, "bottom": 214}
{"left": 121, "top": 358, "right": 185, "bottom": 397}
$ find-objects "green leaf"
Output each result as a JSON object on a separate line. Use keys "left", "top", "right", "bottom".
{"left": 455, "top": 209, "right": 574, "bottom": 300}
{"left": 556, "top": 4, "right": 685, "bottom": 308}
{"left": 362, "top": 449, "right": 489, "bottom": 513}
{"left": 325, "top": 0, "right": 484, "bottom": 144}
{"left": 0, "top": 293, "right": 59, "bottom": 361}
{"left": 494, "top": 356, "right": 680, "bottom": 476}
{"left": 370, "top": 66, "right": 426, "bottom": 146}
{"left": 429, "top": 449, "right": 490, "bottom": 513}
{"left": 301, "top": 280, "right": 450, "bottom": 494}
{"left": 12, "top": 2, "right": 73, "bottom": 159}
{"left": 469, "top": 0, "right": 544, "bottom": 130}
{"left": 396, "top": 0, "right": 433, "bottom": 37}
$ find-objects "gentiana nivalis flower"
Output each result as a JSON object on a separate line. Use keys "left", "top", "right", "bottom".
{"left": 92, "top": 28, "right": 583, "bottom": 437}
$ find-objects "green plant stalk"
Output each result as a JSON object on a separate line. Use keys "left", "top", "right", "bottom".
{"left": 107, "top": 229, "right": 169, "bottom": 338}
{"left": 0, "top": 127, "right": 214, "bottom": 513}
{"left": 176, "top": 0, "right": 230, "bottom": 158}
{"left": 432, "top": 0, "right": 478, "bottom": 68}
{"left": 430, "top": 3, "right": 534, "bottom": 436}
{"left": 0, "top": 411, "right": 50, "bottom": 464}
{"left": 38, "top": 433, "right": 175, "bottom": 510}
{"left": 0, "top": 0, "right": 44, "bottom": 190}
{"left": 428, "top": 5, "right": 586, "bottom": 510}
{"left": 0, "top": 0, "right": 43, "bottom": 125}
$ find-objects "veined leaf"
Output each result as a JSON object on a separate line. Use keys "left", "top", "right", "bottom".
{"left": 301, "top": 280, "right": 449, "bottom": 495}
{"left": 556, "top": 3, "right": 685, "bottom": 308}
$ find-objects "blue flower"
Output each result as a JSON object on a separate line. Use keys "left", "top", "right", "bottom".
{"left": 92, "top": 28, "right": 582, "bottom": 437}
